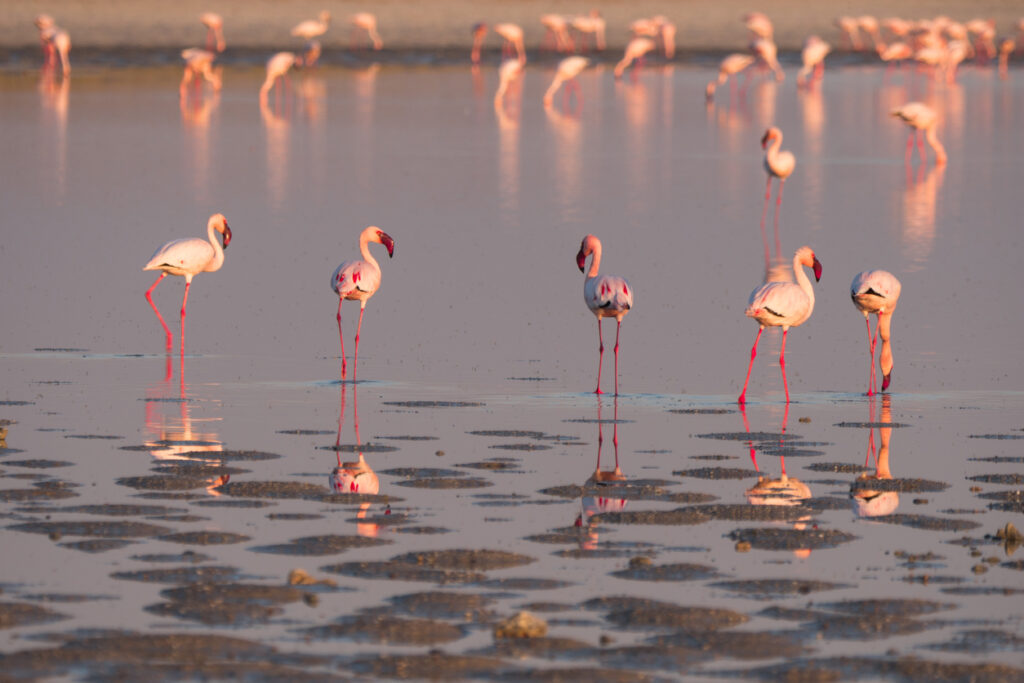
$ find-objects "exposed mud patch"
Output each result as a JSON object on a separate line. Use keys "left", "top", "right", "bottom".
{"left": 858, "top": 514, "right": 981, "bottom": 532}
{"left": 1, "top": 459, "right": 73, "bottom": 469}
{"left": 835, "top": 421, "right": 911, "bottom": 428}
{"left": 457, "top": 460, "right": 522, "bottom": 471}
{"left": 157, "top": 530, "right": 250, "bottom": 545}
{"left": 111, "top": 565, "right": 241, "bottom": 584}
{"left": 849, "top": 478, "right": 949, "bottom": 493}
{"left": 968, "top": 433, "right": 1024, "bottom": 440}
{"left": 381, "top": 467, "right": 464, "bottom": 478}
{"left": 0, "top": 601, "right": 68, "bottom": 629}
{"left": 921, "top": 629, "right": 1024, "bottom": 653}
{"left": 610, "top": 562, "right": 717, "bottom": 582}
{"left": 250, "top": 534, "right": 391, "bottom": 555}
{"left": 387, "top": 591, "right": 495, "bottom": 621}
{"left": 63, "top": 434, "right": 124, "bottom": 440}
{"left": 376, "top": 435, "right": 440, "bottom": 441}
{"left": 819, "top": 598, "right": 954, "bottom": 617}
{"left": 383, "top": 400, "right": 485, "bottom": 408}
{"left": 605, "top": 604, "right": 748, "bottom": 631}
{"left": 0, "top": 485, "right": 77, "bottom": 502}
{"left": 130, "top": 551, "right": 212, "bottom": 563}
{"left": 193, "top": 450, "right": 282, "bottom": 461}
{"left": 275, "top": 429, "right": 334, "bottom": 435}
{"left": 727, "top": 527, "right": 857, "bottom": 551}
{"left": 153, "top": 463, "right": 248, "bottom": 477}
{"left": 669, "top": 408, "right": 736, "bottom": 414}
{"left": 673, "top": 467, "right": 753, "bottom": 480}
{"left": 807, "top": 462, "right": 869, "bottom": 473}
{"left": 58, "top": 504, "right": 187, "bottom": 517}
{"left": 489, "top": 443, "right": 553, "bottom": 451}
{"left": 322, "top": 442, "right": 400, "bottom": 453}
{"left": 392, "top": 549, "right": 535, "bottom": 571}
{"left": 595, "top": 504, "right": 812, "bottom": 526}
{"left": 214, "top": 481, "right": 327, "bottom": 500}
{"left": 967, "top": 473, "right": 1024, "bottom": 485}
{"left": 9, "top": 520, "right": 169, "bottom": 538}
{"left": 322, "top": 561, "right": 486, "bottom": 584}
{"left": 696, "top": 431, "right": 795, "bottom": 441}
{"left": 732, "top": 656, "right": 1024, "bottom": 681}
{"left": 60, "top": 539, "right": 136, "bottom": 553}
{"left": 648, "top": 630, "right": 810, "bottom": 659}
{"left": 710, "top": 579, "right": 851, "bottom": 598}
{"left": 350, "top": 652, "right": 504, "bottom": 679}
{"left": 478, "top": 577, "right": 573, "bottom": 590}
{"left": 302, "top": 615, "right": 465, "bottom": 644}
{"left": 266, "top": 513, "right": 323, "bottom": 521}
{"left": 147, "top": 583, "right": 306, "bottom": 626}
{"left": 395, "top": 477, "right": 493, "bottom": 489}
{"left": 116, "top": 475, "right": 211, "bottom": 491}
{"left": 469, "top": 430, "right": 546, "bottom": 439}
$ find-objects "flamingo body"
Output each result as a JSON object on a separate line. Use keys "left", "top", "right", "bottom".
{"left": 577, "top": 235, "right": 632, "bottom": 395}
{"left": 613, "top": 37, "right": 656, "bottom": 79}
{"left": 798, "top": 36, "right": 831, "bottom": 87}
{"left": 851, "top": 270, "right": 901, "bottom": 393}
{"left": 292, "top": 11, "right": 330, "bottom": 40}
{"left": 543, "top": 55, "right": 588, "bottom": 106}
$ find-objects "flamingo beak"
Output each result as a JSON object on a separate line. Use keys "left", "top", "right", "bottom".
{"left": 378, "top": 231, "right": 395, "bottom": 258}
{"left": 222, "top": 224, "right": 232, "bottom": 249}
{"left": 576, "top": 249, "right": 586, "bottom": 272}
{"left": 882, "top": 372, "right": 891, "bottom": 391}
{"left": 812, "top": 256, "right": 822, "bottom": 282}
{"left": 761, "top": 130, "right": 771, "bottom": 148}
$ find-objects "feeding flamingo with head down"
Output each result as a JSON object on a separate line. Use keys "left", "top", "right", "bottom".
{"left": 577, "top": 235, "right": 634, "bottom": 396}
{"left": 143, "top": 213, "right": 232, "bottom": 356}
{"left": 851, "top": 270, "right": 902, "bottom": 395}
{"left": 797, "top": 36, "right": 830, "bottom": 89}
{"left": 543, "top": 55, "right": 588, "bottom": 107}
{"left": 350, "top": 12, "right": 383, "bottom": 50}
{"left": 331, "top": 226, "right": 395, "bottom": 381}
{"left": 891, "top": 102, "right": 947, "bottom": 166}
{"left": 705, "top": 53, "right": 755, "bottom": 101}
{"left": 200, "top": 13, "right": 225, "bottom": 52}
{"left": 738, "top": 246, "right": 822, "bottom": 404}
{"left": 613, "top": 37, "right": 656, "bottom": 80}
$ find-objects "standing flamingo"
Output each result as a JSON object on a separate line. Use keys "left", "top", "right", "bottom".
{"left": 292, "top": 10, "right": 330, "bottom": 65}
{"left": 350, "top": 12, "right": 383, "bottom": 50}
{"left": 851, "top": 270, "right": 902, "bottom": 395}
{"left": 797, "top": 36, "right": 831, "bottom": 88}
{"left": 143, "top": 213, "right": 232, "bottom": 355}
{"left": 577, "top": 235, "right": 633, "bottom": 395}
{"left": 613, "top": 37, "right": 656, "bottom": 79}
{"left": 891, "top": 102, "right": 947, "bottom": 166}
{"left": 543, "top": 56, "right": 589, "bottom": 106}
{"left": 180, "top": 48, "right": 222, "bottom": 98}
{"left": 259, "top": 52, "right": 302, "bottom": 104}
{"left": 540, "top": 14, "right": 574, "bottom": 52}
{"left": 494, "top": 23, "right": 526, "bottom": 64}
{"left": 331, "top": 226, "right": 395, "bottom": 381}
{"left": 760, "top": 127, "right": 796, "bottom": 271}
{"left": 571, "top": 11, "right": 606, "bottom": 52}
{"left": 494, "top": 58, "right": 524, "bottom": 109}
{"left": 738, "top": 246, "right": 822, "bottom": 404}
{"left": 471, "top": 22, "right": 488, "bottom": 64}
{"left": 751, "top": 37, "right": 784, "bottom": 81}
{"left": 200, "top": 13, "right": 225, "bottom": 53}
{"left": 705, "top": 53, "right": 755, "bottom": 101}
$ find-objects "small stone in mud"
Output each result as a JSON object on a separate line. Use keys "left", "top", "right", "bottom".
{"left": 914, "top": 498, "right": 929, "bottom": 505}
{"left": 493, "top": 611, "right": 548, "bottom": 639}
{"left": 436, "top": 450, "right": 444, "bottom": 456}
{"left": 287, "top": 569, "right": 337, "bottom": 587}
{"left": 972, "top": 564, "right": 988, "bottom": 574}
{"left": 798, "top": 416, "right": 811, "bottom": 423}
{"left": 303, "top": 593, "right": 318, "bottom": 607}
{"left": 629, "top": 556, "right": 652, "bottom": 568}
{"left": 735, "top": 541, "right": 751, "bottom": 552}
{"left": 970, "top": 486, "right": 982, "bottom": 492}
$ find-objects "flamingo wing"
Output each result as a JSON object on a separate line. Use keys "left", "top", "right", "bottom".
{"left": 331, "top": 260, "right": 381, "bottom": 299}
{"left": 746, "top": 282, "right": 809, "bottom": 325}
{"left": 851, "top": 270, "right": 901, "bottom": 313}
{"left": 585, "top": 274, "right": 633, "bottom": 315}
{"left": 144, "top": 238, "right": 214, "bottom": 276}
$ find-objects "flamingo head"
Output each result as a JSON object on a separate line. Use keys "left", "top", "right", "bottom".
{"left": 375, "top": 229, "right": 395, "bottom": 258}
{"left": 881, "top": 371, "right": 892, "bottom": 391}
{"left": 472, "top": 22, "right": 487, "bottom": 37}
{"left": 210, "top": 214, "right": 231, "bottom": 249}
{"left": 221, "top": 224, "right": 232, "bottom": 249}
{"left": 761, "top": 127, "right": 780, "bottom": 149}
{"left": 812, "top": 256, "right": 822, "bottom": 281}
{"left": 795, "top": 246, "right": 821, "bottom": 281}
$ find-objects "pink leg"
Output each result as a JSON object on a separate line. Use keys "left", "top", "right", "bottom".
{"left": 179, "top": 281, "right": 191, "bottom": 357}
{"left": 779, "top": 328, "right": 790, "bottom": 402}
{"left": 774, "top": 179, "right": 785, "bottom": 259}
{"left": 595, "top": 319, "right": 604, "bottom": 394}
{"left": 613, "top": 319, "right": 622, "bottom": 396}
{"left": 905, "top": 131, "right": 914, "bottom": 165}
{"left": 760, "top": 176, "right": 772, "bottom": 272}
{"left": 145, "top": 273, "right": 173, "bottom": 351}
{"left": 738, "top": 327, "right": 763, "bottom": 404}
{"left": 738, "top": 400, "right": 758, "bottom": 469}
{"left": 336, "top": 298, "right": 348, "bottom": 379}
{"left": 917, "top": 130, "right": 927, "bottom": 164}
{"left": 353, "top": 305, "right": 366, "bottom": 382}
{"left": 611, "top": 397, "right": 620, "bottom": 467}
{"left": 865, "top": 316, "right": 876, "bottom": 396}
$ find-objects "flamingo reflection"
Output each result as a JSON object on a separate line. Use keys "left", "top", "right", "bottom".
{"left": 329, "top": 383, "right": 386, "bottom": 537}
{"left": 180, "top": 90, "right": 219, "bottom": 202}
{"left": 759, "top": 127, "right": 795, "bottom": 276}
{"left": 851, "top": 394, "right": 898, "bottom": 518}
{"left": 901, "top": 164, "right": 944, "bottom": 271}
{"left": 260, "top": 96, "right": 291, "bottom": 210}
{"left": 38, "top": 69, "right": 69, "bottom": 200}
{"left": 574, "top": 397, "right": 627, "bottom": 550}
{"left": 144, "top": 358, "right": 227, "bottom": 496}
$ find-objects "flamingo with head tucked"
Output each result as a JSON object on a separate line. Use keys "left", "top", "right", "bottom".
{"left": 143, "top": 213, "right": 232, "bottom": 355}
{"left": 577, "top": 235, "right": 633, "bottom": 396}
{"left": 494, "top": 23, "right": 526, "bottom": 64}
{"left": 331, "top": 226, "right": 395, "bottom": 381}
{"left": 738, "top": 246, "right": 822, "bottom": 404}
{"left": 851, "top": 270, "right": 902, "bottom": 395}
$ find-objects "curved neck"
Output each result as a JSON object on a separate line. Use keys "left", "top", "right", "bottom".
{"left": 765, "top": 134, "right": 782, "bottom": 163}
{"left": 206, "top": 220, "right": 225, "bottom": 272}
{"left": 586, "top": 241, "right": 602, "bottom": 278}
{"left": 359, "top": 231, "right": 380, "bottom": 270}
{"left": 925, "top": 127, "right": 947, "bottom": 164}
{"left": 793, "top": 251, "right": 815, "bottom": 305}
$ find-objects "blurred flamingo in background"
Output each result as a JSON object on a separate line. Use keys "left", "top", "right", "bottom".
{"left": 571, "top": 11, "right": 606, "bottom": 52}
{"left": 180, "top": 48, "right": 221, "bottom": 98}
{"left": 577, "top": 235, "right": 634, "bottom": 396}
{"left": 540, "top": 14, "right": 574, "bottom": 52}
{"left": 260, "top": 52, "right": 303, "bottom": 106}
{"left": 291, "top": 10, "right": 329, "bottom": 64}
{"left": 36, "top": 18, "right": 71, "bottom": 77}
{"left": 470, "top": 22, "right": 488, "bottom": 64}
{"left": 998, "top": 37, "right": 1015, "bottom": 78}
{"left": 543, "top": 55, "right": 588, "bottom": 107}
{"left": 752, "top": 37, "right": 784, "bottom": 81}
{"left": 613, "top": 37, "right": 656, "bottom": 79}
{"left": 350, "top": 12, "right": 383, "bottom": 50}
{"left": 738, "top": 246, "right": 822, "bottom": 404}
{"left": 891, "top": 102, "right": 947, "bottom": 166}
{"left": 744, "top": 12, "right": 773, "bottom": 41}
{"left": 494, "top": 23, "right": 526, "bottom": 64}
{"left": 760, "top": 127, "right": 796, "bottom": 271}
{"left": 494, "top": 58, "right": 524, "bottom": 109}
{"left": 797, "top": 36, "right": 830, "bottom": 88}
{"left": 200, "top": 12, "right": 225, "bottom": 52}
{"left": 143, "top": 213, "right": 232, "bottom": 355}
{"left": 705, "top": 53, "right": 755, "bottom": 101}
{"left": 330, "top": 226, "right": 395, "bottom": 381}
{"left": 851, "top": 270, "right": 902, "bottom": 395}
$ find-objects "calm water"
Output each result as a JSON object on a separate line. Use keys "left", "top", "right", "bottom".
{"left": 1, "top": 60, "right": 1023, "bottom": 679}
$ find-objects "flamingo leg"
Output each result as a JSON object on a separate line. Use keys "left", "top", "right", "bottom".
{"left": 611, "top": 397, "right": 619, "bottom": 467}
{"left": 595, "top": 318, "right": 604, "bottom": 395}
{"left": 917, "top": 130, "right": 927, "bottom": 164}
{"left": 760, "top": 176, "right": 772, "bottom": 272}
{"left": 905, "top": 131, "right": 914, "bottom": 165}
{"left": 145, "top": 273, "right": 173, "bottom": 351}
{"left": 336, "top": 298, "right": 348, "bottom": 379}
{"left": 613, "top": 318, "right": 622, "bottom": 396}
{"left": 865, "top": 315, "right": 876, "bottom": 396}
{"left": 774, "top": 179, "right": 785, "bottom": 260}
{"left": 738, "top": 400, "right": 758, "bottom": 469}
{"left": 738, "top": 327, "right": 763, "bottom": 404}
{"left": 353, "top": 305, "right": 366, "bottom": 383}
{"left": 179, "top": 281, "right": 191, "bottom": 357}
{"left": 779, "top": 328, "right": 790, "bottom": 403}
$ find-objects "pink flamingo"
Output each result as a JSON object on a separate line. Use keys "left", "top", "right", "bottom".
{"left": 571, "top": 11, "right": 606, "bottom": 52}
{"left": 200, "top": 13, "right": 225, "bottom": 53}
{"left": 494, "top": 58, "right": 523, "bottom": 109}
{"left": 331, "top": 226, "right": 395, "bottom": 381}
{"left": 260, "top": 52, "right": 302, "bottom": 105}
{"left": 891, "top": 102, "right": 947, "bottom": 166}
{"left": 36, "top": 20, "right": 71, "bottom": 77}
{"left": 292, "top": 10, "right": 329, "bottom": 64}
{"left": 851, "top": 270, "right": 901, "bottom": 395}
{"left": 613, "top": 37, "right": 656, "bottom": 80}
{"left": 143, "top": 214, "right": 232, "bottom": 355}
{"left": 738, "top": 246, "right": 822, "bottom": 404}
{"left": 350, "top": 12, "right": 383, "bottom": 50}
{"left": 760, "top": 127, "right": 796, "bottom": 271}
{"left": 543, "top": 55, "right": 588, "bottom": 107}
{"left": 744, "top": 12, "right": 774, "bottom": 41}
{"left": 797, "top": 36, "right": 830, "bottom": 88}
{"left": 494, "top": 23, "right": 526, "bottom": 64}
{"left": 180, "top": 48, "right": 222, "bottom": 98}
{"left": 540, "top": 14, "right": 574, "bottom": 52}
{"left": 34, "top": 14, "right": 56, "bottom": 66}
{"left": 705, "top": 53, "right": 755, "bottom": 101}
{"left": 751, "top": 37, "right": 784, "bottom": 81}
{"left": 471, "top": 22, "right": 488, "bottom": 64}
{"left": 577, "top": 235, "right": 634, "bottom": 396}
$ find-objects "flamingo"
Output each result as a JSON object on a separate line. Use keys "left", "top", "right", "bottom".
{"left": 836, "top": 16, "right": 862, "bottom": 50}
{"left": 38, "top": 23, "right": 71, "bottom": 77}
{"left": 751, "top": 37, "right": 784, "bottom": 81}
{"left": 471, "top": 22, "right": 488, "bottom": 64}
{"left": 705, "top": 53, "right": 755, "bottom": 101}
{"left": 180, "top": 48, "right": 221, "bottom": 98}
{"left": 350, "top": 12, "right": 383, "bottom": 50}
{"left": 891, "top": 102, "right": 947, "bottom": 166}
{"left": 543, "top": 56, "right": 588, "bottom": 107}
{"left": 259, "top": 52, "right": 302, "bottom": 104}
{"left": 851, "top": 270, "right": 901, "bottom": 395}
{"left": 34, "top": 14, "right": 56, "bottom": 66}
{"left": 331, "top": 226, "right": 395, "bottom": 381}
{"left": 744, "top": 12, "right": 774, "bottom": 41}
{"left": 494, "top": 58, "right": 523, "bottom": 108}
{"left": 738, "top": 246, "right": 822, "bottom": 404}
{"left": 200, "top": 13, "right": 225, "bottom": 53}
{"left": 292, "top": 10, "right": 330, "bottom": 41}
{"left": 797, "top": 36, "right": 830, "bottom": 88}
{"left": 657, "top": 17, "right": 677, "bottom": 59}
{"left": 571, "top": 11, "right": 606, "bottom": 52}
{"left": 494, "top": 23, "right": 526, "bottom": 64}
{"left": 613, "top": 37, "right": 656, "bottom": 80}
{"left": 998, "top": 37, "right": 1015, "bottom": 79}
{"left": 577, "top": 235, "right": 633, "bottom": 396}
{"left": 760, "top": 127, "right": 796, "bottom": 270}
{"left": 857, "top": 16, "right": 882, "bottom": 51}
{"left": 143, "top": 214, "right": 232, "bottom": 355}
{"left": 540, "top": 14, "right": 573, "bottom": 52}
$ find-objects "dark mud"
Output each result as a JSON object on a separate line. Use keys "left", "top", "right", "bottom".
{"left": 302, "top": 614, "right": 466, "bottom": 644}
{"left": 250, "top": 534, "right": 391, "bottom": 556}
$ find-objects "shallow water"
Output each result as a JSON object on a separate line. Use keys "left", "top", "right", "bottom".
{"left": 1, "top": 60, "right": 1023, "bottom": 680}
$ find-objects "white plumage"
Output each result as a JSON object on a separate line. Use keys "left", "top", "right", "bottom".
{"left": 851, "top": 269, "right": 902, "bottom": 394}
{"left": 577, "top": 234, "right": 633, "bottom": 395}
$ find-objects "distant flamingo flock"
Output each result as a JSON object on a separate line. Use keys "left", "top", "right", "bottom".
{"left": 25, "top": 9, "right": 1015, "bottom": 399}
